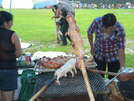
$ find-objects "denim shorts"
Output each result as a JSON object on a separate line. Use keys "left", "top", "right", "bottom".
{"left": 0, "top": 69, "right": 17, "bottom": 91}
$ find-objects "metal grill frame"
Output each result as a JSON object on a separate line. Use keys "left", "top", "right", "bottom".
{"left": 33, "top": 70, "right": 110, "bottom": 98}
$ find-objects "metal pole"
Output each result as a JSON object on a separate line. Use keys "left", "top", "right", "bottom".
{"left": 10, "top": 0, "right": 12, "bottom": 13}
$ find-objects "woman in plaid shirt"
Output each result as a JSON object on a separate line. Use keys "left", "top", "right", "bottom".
{"left": 87, "top": 13, "right": 125, "bottom": 79}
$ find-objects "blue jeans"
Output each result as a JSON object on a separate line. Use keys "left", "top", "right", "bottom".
{"left": 61, "top": 21, "right": 71, "bottom": 45}
{"left": 60, "top": 25, "right": 63, "bottom": 40}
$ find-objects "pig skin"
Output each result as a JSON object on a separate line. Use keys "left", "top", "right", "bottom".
{"left": 65, "top": 12, "right": 85, "bottom": 59}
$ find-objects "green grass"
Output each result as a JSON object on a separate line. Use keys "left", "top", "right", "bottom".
{"left": 0, "top": 8, "right": 134, "bottom": 68}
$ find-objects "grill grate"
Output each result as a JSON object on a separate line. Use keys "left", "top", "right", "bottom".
{"left": 33, "top": 70, "right": 110, "bottom": 98}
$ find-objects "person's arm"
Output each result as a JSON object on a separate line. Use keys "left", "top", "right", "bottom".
{"left": 11, "top": 32, "right": 22, "bottom": 58}
{"left": 60, "top": 14, "right": 66, "bottom": 19}
{"left": 59, "top": 12, "right": 66, "bottom": 19}
{"left": 52, "top": 8, "right": 56, "bottom": 13}
{"left": 52, "top": 9, "right": 61, "bottom": 19}
{"left": 60, "top": 8, "right": 67, "bottom": 19}
{"left": 87, "top": 18, "right": 96, "bottom": 56}
{"left": 118, "top": 22, "right": 126, "bottom": 68}
{"left": 88, "top": 34, "right": 95, "bottom": 56}
{"left": 118, "top": 49, "right": 125, "bottom": 68}
{"left": 129, "top": 72, "right": 134, "bottom": 80}
{"left": 117, "top": 72, "right": 134, "bottom": 81}
{"left": 55, "top": 9, "right": 60, "bottom": 18}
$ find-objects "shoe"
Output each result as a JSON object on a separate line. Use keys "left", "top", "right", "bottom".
{"left": 61, "top": 44, "right": 67, "bottom": 46}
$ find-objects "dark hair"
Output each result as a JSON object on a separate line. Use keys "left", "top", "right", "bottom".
{"left": 0, "top": 15, "right": 5, "bottom": 26}
{"left": 102, "top": 13, "right": 116, "bottom": 28}
{"left": 54, "top": 5, "right": 58, "bottom": 9}
{"left": 0, "top": 11, "right": 13, "bottom": 23}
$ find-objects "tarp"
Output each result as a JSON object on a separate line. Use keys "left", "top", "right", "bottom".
{"left": 32, "top": 0, "right": 58, "bottom": 8}
{"left": 1, "top": 0, "right": 70, "bottom": 9}
{"left": 0, "top": 0, "right": 2, "bottom": 5}
{"left": 2, "top": 0, "right": 34, "bottom": 9}
{"left": 1, "top": 0, "right": 70, "bottom": 13}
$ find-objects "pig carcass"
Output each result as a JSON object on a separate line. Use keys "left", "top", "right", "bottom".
{"left": 65, "top": 12, "right": 85, "bottom": 59}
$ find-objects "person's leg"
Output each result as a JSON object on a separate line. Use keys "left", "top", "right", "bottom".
{"left": 108, "top": 60, "right": 120, "bottom": 79}
{"left": 0, "top": 90, "right": 1, "bottom": 101}
{"left": 94, "top": 57, "right": 106, "bottom": 78}
{"left": 62, "top": 21, "right": 69, "bottom": 45}
{"left": 65, "top": 23, "right": 71, "bottom": 42}
{"left": 55, "top": 25, "right": 60, "bottom": 43}
{"left": 1, "top": 90, "right": 14, "bottom": 101}
{"left": 59, "top": 26, "right": 63, "bottom": 37}
{"left": 66, "top": 34, "right": 71, "bottom": 42}
{"left": 59, "top": 30, "right": 63, "bottom": 37}
{"left": 57, "top": 25, "right": 61, "bottom": 43}
{"left": 60, "top": 25, "right": 63, "bottom": 41}
{"left": 59, "top": 25, "right": 63, "bottom": 39}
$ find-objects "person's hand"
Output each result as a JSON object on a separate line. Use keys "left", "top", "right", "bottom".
{"left": 51, "top": 16, "right": 54, "bottom": 20}
{"left": 90, "top": 46, "right": 95, "bottom": 56}
{"left": 59, "top": 14, "right": 62, "bottom": 17}
{"left": 117, "top": 72, "right": 129, "bottom": 81}
{"left": 52, "top": 9, "right": 54, "bottom": 12}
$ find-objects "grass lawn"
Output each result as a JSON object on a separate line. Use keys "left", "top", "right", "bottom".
{"left": 0, "top": 8, "right": 134, "bottom": 68}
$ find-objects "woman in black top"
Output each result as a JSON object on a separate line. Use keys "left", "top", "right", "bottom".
{"left": 0, "top": 11, "right": 21, "bottom": 101}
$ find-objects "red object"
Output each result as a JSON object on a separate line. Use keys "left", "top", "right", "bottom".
{"left": 25, "top": 55, "right": 31, "bottom": 65}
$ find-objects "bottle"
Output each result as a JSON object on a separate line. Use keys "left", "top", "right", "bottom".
{"left": 25, "top": 52, "right": 31, "bottom": 65}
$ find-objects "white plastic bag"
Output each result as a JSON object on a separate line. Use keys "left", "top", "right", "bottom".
{"left": 55, "top": 17, "right": 61, "bottom": 22}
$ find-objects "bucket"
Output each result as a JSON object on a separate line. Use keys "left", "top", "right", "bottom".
{"left": 25, "top": 52, "right": 31, "bottom": 65}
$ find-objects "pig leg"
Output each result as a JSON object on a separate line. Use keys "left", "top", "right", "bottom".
{"left": 69, "top": 70, "right": 74, "bottom": 77}
{"left": 73, "top": 65, "right": 77, "bottom": 74}
{"left": 55, "top": 76, "right": 60, "bottom": 85}
{"left": 64, "top": 73, "right": 67, "bottom": 77}
{"left": 54, "top": 69, "right": 62, "bottom": 85}
{"left": 55, "top": 80, "right": 60, "bottom": 85}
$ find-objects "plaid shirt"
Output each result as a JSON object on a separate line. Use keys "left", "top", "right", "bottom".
{"left": 87, "top": 16, "right": 125, "bottom": 63}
